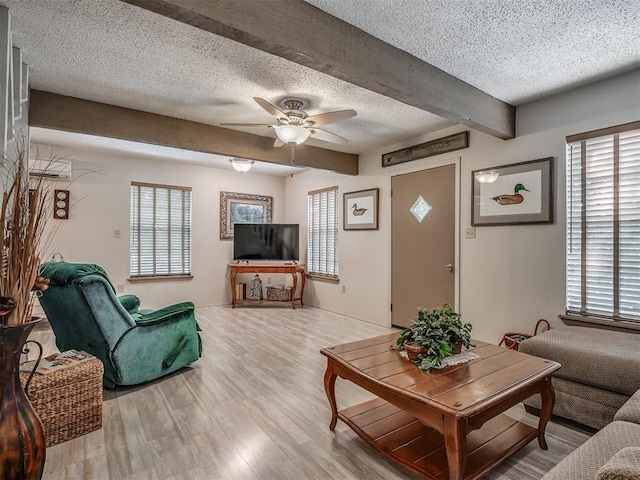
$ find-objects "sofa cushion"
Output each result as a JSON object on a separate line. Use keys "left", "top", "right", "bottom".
{"left": 542, "top": 421, "right": 640, "bottom": 480}
{"left": 520, "top": 327, "right": 640, "bottom": 396}
{"left": 595, "top": 447, "right": 640, "bottom": 480}
{"left": 616, "top": 390, "right": 640, "bottom": 424}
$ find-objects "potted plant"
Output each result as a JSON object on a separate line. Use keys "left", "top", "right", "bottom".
{"left": 395, "top": 303, "right": 473, "bottom": 373}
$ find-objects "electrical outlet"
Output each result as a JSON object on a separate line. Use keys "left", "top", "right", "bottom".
{"left": 267, "top": 277, "right": 272, "bottom": 284}
{"left": 117, "top": 284, "right": 124, "bottom": 293}
{"left": 465, "top": 226, "right": 476, "bottom": 239}
{"left": 341, "top": 285, "right": 346, "bottom": 294}
{"left": 114, "top": 230, "right": 121, "bottom": 238}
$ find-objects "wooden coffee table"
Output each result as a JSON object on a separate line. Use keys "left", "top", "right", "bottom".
{"left": 321, "top": 333, "right": 560, "bottom": 480}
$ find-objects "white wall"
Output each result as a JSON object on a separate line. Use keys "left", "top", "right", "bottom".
{"left": 36, "top": 145, "right": 286, "bottom": 309}
{"left": 285, "top": 169, "right": 389, "bottom": 320}
{"left": 286, "top": 69, "right": 640, "bottom": 343}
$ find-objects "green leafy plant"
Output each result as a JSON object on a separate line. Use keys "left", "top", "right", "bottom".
{"left": 395, "top": 303, "right": 473, "bottom": 372}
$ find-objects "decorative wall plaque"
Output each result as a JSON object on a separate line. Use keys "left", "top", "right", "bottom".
{"left": 382, "top": 131, "right": 469, "bottom": 167}
{"left": 53, "top": 189, "right": 69, "bottom": 219}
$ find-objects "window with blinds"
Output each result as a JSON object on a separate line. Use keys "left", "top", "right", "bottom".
{"left": 130, "top": 182, "right": 192, "bottom": 278}
{"left": 307, "top": 186, "right": 339, "bottom": 278}
{"left": 566, "top": 121, "right": 640, "bottom": 323}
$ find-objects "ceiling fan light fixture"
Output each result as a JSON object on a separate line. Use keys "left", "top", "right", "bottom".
{"left": 275, "top": 125, "right": 310, "bottom": 145}
{"left": 474, "top": 170, "right": 500, "bottom": 184}
{"left": 229, "top": 158, "right": 254, "bottom": 173}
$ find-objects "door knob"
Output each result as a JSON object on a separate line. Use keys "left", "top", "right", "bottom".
{"left": 445, "top": 264, "right": 453, "bottom": 271}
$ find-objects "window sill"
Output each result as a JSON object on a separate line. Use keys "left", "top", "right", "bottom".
{"left": 306, "top": 273, "right": 340, "bottom": 284}
{"left": 560, "top": 314, "right": 640, "bottom": 333}
{"left": 128, "top": 275, "right": 193, "bottom": 283}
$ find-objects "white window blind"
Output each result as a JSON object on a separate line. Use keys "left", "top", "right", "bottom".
{"left": 307, "top": 186, "right": 339, "bottom": 278}
{"left": 566, "top": 122, "right": 640, "bottom": 322}
{"left": 130, "top": 182, "right": 192, "bottom": 278}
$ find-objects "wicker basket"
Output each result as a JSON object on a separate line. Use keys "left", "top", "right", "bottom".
{"left": 266, "top": 285, "right": 293, "bottom": 302}
{"left": 499, "top": 319, "right": 550, "bottom": 351}
{"left": 405, "top": 341, "right": 463, "bottom": 362}
{"left": 20, "top": 355, "right": 103, "bottom": 447}
{"left": 404, "top": 344, "right": 426, "bottom": 361}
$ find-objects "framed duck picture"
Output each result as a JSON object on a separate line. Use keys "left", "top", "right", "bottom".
{"left": 344, "top": 188, "right": 379, "bottom": 230}
{"left": 472, "top": 157, "right": 554, "bottom": 226}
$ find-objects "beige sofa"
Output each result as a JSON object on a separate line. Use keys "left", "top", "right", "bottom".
{"left": 519, "top": 327, "right": 640, "bottom": 479}
{"left": 520, "top": 326, "right": 640, "bottom": 430}
{"left": 542, "top": 391, "right": 640, "bottom": 479}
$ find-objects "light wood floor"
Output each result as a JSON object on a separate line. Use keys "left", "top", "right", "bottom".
{"left": 29, "top": 305, "right": 591, "bottom": 480}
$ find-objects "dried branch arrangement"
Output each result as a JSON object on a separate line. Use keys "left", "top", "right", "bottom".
{"left": 0, "top": 144, "right": 54, "bottom": 326}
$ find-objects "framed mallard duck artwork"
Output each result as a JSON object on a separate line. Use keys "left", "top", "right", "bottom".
{"left": 344, "top": 188, "right": 379, "bottom": 230}
{"left": 472, "top": 157, "right": 554, "bottom": 226}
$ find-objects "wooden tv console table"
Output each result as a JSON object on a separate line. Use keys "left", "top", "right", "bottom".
{"left": 228, "top": 263, "right": 305, "bottom": 309}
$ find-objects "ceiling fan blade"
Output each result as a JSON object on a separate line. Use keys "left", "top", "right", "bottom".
{"left": 305, "top": 109, "right": 357, "bottom": 127}
{"left": 274, "top": 138, "right": 285, "bottom": 147}
{"left": 309, "top": 128, "right": 349, "bottom": 145}
{"left": 253, "top": 97, "right": 290, "bottom": 121}
{"left": 220, "top": 123, "right": 274, "bottom": 127}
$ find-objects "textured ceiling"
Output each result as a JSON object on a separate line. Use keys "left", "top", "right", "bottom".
{"left": 2, "top": 0, "right": 639, "bottom": 164}
{"left": 305, "top": 0, "right": 640, "bottom": 104}
{"left": 5, "top": 0, "right": 451, "bottom": 157}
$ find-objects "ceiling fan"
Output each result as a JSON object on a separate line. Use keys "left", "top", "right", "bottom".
{"left": 221, "top": 97, "right": 357, "bottom": 148}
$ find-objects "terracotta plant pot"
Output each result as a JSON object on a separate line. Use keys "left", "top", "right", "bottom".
{"left": 452, "top": 341, "right": 463, "bottom": 355}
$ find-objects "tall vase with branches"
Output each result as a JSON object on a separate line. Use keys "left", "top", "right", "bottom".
{"left": 0, "top": 143, "right": 52, "bottom": 325}
{"left": 0, "top": 140, "right": 55, "bottom": 479}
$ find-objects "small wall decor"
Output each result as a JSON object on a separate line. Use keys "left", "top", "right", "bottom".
{"left": 220, "top": 191, "right": 273, "bottom": 239}
{"left": 472, "top": 157, "right": 554, "bottom": 226}
{"left": 53, "top": 189, "right": 69, "bottom": 220}
{"left": 344, "top": 188, "right": 379, "bottom": 230}
{"left": 382, "top": 131, "right": 469, "bottom": 167}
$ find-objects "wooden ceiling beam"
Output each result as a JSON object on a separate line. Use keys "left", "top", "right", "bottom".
{"left": 120, "top": 0, "right": 515, "bottom": 139}
{"left": 29, "top": 90, "right": 359, "bottom": 175}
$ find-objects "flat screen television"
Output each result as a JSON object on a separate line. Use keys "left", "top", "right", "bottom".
{"left": 233, "top": 223, "right": 300, "bottom": 261}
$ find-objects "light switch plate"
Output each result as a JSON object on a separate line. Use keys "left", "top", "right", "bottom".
{"left": 465, "top": 226, "right": 476, "bottom": 239}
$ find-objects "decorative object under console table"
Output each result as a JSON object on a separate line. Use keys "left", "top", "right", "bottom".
{"left": 228, "top": 263, "right": 305, "bottom": 309}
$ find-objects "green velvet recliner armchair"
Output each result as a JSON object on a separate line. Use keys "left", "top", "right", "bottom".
{"left": 38, "top": 262, "right": 202, "bottom": 388}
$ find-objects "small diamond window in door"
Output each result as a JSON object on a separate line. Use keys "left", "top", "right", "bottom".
{"left": 410, "top": 195, "right": 432, "bottom": 223}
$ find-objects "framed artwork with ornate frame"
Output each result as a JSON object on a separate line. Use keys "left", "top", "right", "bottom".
{"left": 220, "top": 191, "right": 273, "bottom": 239}
{"left": 343, "top": 188, "right": 379, "bottom": 230}
{"left": 472, "top": 157, "right": 554, "bottom": 226}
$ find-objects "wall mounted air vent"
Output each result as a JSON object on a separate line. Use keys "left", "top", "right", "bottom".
{"left": 28, "top": 158, "right": 72, "bottom": 181}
